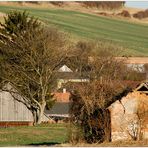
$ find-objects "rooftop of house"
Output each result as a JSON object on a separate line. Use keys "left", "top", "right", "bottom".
{"left": 135, "top": 81, "right": 148, "bottom": 93}
{"left": 58, "top": 65, "right": 73, "bottom": 73}
{"left": 44, "top": 102, "right": 71, "bottom": 117}
{"left": 53, "top": 91, "right": 71, "bottom": 102}
{"left": 115, "top": 57, "right": 148, "bottom": 64}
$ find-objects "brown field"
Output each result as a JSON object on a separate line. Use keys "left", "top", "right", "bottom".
{"left": 60, "top": 140, "right": 148, "bottom": 147}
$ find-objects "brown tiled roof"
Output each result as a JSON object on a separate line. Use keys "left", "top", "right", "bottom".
{"left": 53, "top": 92, "right": 70, "bottom": 102}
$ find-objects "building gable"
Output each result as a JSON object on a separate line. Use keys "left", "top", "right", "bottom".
{"left": 58, "top": 65, "right": 73, "bottom": 72}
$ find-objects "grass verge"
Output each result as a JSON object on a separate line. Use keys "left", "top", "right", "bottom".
{"left": 0, "top": 123, "right": 68, "bottom": 146}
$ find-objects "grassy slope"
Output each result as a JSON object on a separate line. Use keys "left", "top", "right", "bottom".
{"left": 0, "top": 123, "right": 68, "bottom": 146}
{"left": 0, "top": 5, "right": 148, "bottom": 56}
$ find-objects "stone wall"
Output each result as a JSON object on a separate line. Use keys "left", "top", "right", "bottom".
{"left": 109, "top": 91, "right": 148, "bottom": 141}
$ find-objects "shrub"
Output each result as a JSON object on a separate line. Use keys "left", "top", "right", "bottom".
{"left": 133, "top": 9, "right": 148, "bottom": 19}
{"left": 80, "top": 1, "right": 125, "bottom": 10}
{"left": 117, "top": 10, "right": 131, "bottom": 18}
{"left": 97, "top": 12, "right": 108, "bottom": 16}
{"left": 50, "top": 2, "right": 64, "bottom": 7}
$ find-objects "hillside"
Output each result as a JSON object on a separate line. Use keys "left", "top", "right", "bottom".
{"left": 0, "top": 4, "right": 148, "bottom": 56}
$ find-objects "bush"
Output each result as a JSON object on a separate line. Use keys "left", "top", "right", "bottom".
{"left": 133, "top": 9, "right": 148, "bottom": 19}
{"left": 80, "top": 1, "right": 125, "bottom": 10}
{"left": 117, "top": 10, "right": 131, "bottom": 18}
{"left": 50, "top": 2, "right": 64, "bottom": 7}
{"left": 97, "top": 12, "right": 108, "bottom": 16}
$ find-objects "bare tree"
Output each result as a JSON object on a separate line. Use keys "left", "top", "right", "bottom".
{"left": 67, "top": 41, "right": 132, "bottom": 143}
{"left": 0, "top": 11, "right": 71, "bottom": 125}
{"left": 126, "top": 99, "right": 148, "bottom": 141}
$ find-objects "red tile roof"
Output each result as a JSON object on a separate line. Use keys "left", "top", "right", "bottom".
{"left": 53, "top": 92, "right": 70, "bottom": 102}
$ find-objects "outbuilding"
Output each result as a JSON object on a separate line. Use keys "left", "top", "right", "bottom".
{"left": 109, "top": 81, "right": 148, "bottom": 141}
{"left": 0, "top": 84, "right": 50, "bottom": 127}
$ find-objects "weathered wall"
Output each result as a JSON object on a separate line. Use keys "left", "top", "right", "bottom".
{"left": 0, "top": 90, "right": 49, "bottom": 123}
{"left": 0, "top": 91, "right": 33, "bottom": 121}
{"left": 109, "top": 91, "right": 148, "bottom": 141}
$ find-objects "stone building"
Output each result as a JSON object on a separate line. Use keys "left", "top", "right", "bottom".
{"left": 109, "top": 82, "right": 148, "bottom": 141}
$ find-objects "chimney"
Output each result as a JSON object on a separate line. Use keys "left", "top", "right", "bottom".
{"left": 63, "top": 88, "right": 66, "bottom": 93}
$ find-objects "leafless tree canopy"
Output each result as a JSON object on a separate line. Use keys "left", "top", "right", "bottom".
{"left": 0, "top": 11, "right": 71, "bottom": 124}
{"left": 68, "top": 42, "right": 133, "bottom": 143}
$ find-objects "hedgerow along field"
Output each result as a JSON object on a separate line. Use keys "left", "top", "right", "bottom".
{"left": 0, "top": 123, "right": 68, "bottom": 146}
{"left": 0, "top": 5, "right": 148, "bottom": 56}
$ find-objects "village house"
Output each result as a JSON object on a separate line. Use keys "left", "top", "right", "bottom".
{"left": 57, "top": 65, "right": 89, "bottom": 88}
{"left": 45, "top": 101, "right": 70, "bottom": 119}
{"left": 45, "top": 89, "right": 71, "bottom": 122}
{"left": 44, "top": 65, "right": 88, "bottom": 122}
{"left": 108, "top": 81, "right": 148, "bottom": 141}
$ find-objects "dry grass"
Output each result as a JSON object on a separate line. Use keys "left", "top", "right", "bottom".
{"left": 60, "top": 139, "right": 148, "bottom": 147}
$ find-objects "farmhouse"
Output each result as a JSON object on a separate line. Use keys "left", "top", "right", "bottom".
{"left": 109, "top": 81, "right": 148, "bottom": 141}
{"left": 0, "top": 84, "right": 50, "bottom": 127}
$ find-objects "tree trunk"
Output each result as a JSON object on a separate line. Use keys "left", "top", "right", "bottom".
{"left": 32, "top": 110, "right": 37, "bottom": 126}
{"left": 104, "top": 109, "right": 111, "bottom": 142}
{"left": 36, "top": 101, "right": 46, "bottom": 125}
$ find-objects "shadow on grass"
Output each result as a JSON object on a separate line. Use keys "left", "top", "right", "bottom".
{"left": 28, "top": 142, "right": 60, "bottom": 146}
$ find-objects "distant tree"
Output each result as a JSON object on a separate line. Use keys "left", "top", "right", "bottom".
{"left": 0, "top": 11, "right": 40, "bottom": 36}
{"left": 50, "top": 1, "right": 64, "bottom": 7}
{"left": 0, "top": 11, "right": 70, "bottom": 125}
{"left": 80, "top": 1, "right": 125, "bottom": 10}
{"left": 117, "top": 10, "right": 131, "bottom": 18}
{"left": 133, "top": 9, "right": 148, "bottom": 19}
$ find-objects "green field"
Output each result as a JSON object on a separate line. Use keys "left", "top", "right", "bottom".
{"left": 0, "top": 5, "right": 148, "bottom": 56}
{"left": 0, "top": 123, "right": 68, "bottom": 146}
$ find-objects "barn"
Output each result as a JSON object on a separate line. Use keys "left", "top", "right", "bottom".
{"left": 0, "top": 84, "right": 50, "bottom": 127}
{"left": 109, "top": 81, "right": 148, "bottom": 141}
